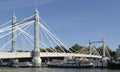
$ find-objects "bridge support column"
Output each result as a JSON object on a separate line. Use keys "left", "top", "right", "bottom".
{"left": 101, "top": 39, "right": 107, "bottom": 67}
{"left": 32, "top": 8, "right": 41, "bottom": 67}
{"left": 88, "top": 40, "right": 92, "bottom": 55}
{"left": 10, "top": 14, "right": 19, "bottom": 67}
{"left": 12, "top": 14, "right": 17, "bottom": 52}
{"left": 102, "top": 39, "right": 105, "bottom": 58}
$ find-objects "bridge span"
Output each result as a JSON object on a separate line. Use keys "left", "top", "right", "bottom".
{"left": 0, "top": 9, "right": 110, "bottom": 67}
{"left": 0, "top": 52, "right": 104, "bottom": 59}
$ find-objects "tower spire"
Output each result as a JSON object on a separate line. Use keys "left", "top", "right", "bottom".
{"left": 13, "top": 8, "right": 16, "bottom": 18}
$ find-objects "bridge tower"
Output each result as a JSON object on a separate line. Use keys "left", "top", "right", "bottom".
{"left": 32, "top": 8, "right": 42, "bottom": 67}
{"left": 11, "top": 14, "right": 19, "bottom": 67}
{"left": 12, "top": 14, "right": 17, "bottom": 52}
{"left": 88, "top": 39, "right": 107, "bottom": 57}
{"left": 102, "top": 39, "right": 105, "bottom": 58}
{"left": 88, "top": 40, "right": 92, "bottom": 55}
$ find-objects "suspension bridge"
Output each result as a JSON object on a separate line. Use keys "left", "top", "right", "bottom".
{"left": 0, "top": 9, "right": 110, "bottom": 67}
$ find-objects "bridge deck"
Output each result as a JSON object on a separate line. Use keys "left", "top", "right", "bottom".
{"left": 0, "top": 52, "right": 103, "bottom": 59}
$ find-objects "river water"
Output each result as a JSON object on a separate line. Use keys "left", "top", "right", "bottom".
{"left": 0, "top": 67, "right": 119, "bottom": 72}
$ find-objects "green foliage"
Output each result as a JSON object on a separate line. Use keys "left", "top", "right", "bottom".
{"left": 17, "top": 50, "right": 23, "bottom": 52}
{"left": 24, "top": 50, "right": 30, "bottom": 52}
{"left": 96, "top": 46, "right": 117, "bottom": 57}
{"left": 46, "top": 48, "right": 55, "bottom": 52}
{"left": 40, "top": 48, "right": 46, "bottom": 52}
{"left": 111, "top": 51, "right": 117, "bottom": 58}
{"left": 55, "top": 45, "right": 68, "bottom": 52}
{"left": 69, "top": 44, "right": 84, "bottom": 53}
{"left": 105, "top": 46, "right": 117, "bottom": 57}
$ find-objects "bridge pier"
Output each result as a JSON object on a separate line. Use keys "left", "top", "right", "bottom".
{"left": 32, "top": 51, "right": 41, "bottom": 67}
{"left": 10, "top": 58, "right": 19, "bottom": 67}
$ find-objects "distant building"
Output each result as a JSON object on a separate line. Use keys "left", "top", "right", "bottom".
{"left": 116, "top": 45, "right": 120, "bottom": 59}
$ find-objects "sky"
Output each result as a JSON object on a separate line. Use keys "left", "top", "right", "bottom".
{"left": 0, "top": 0, "right": 120, "bottom": 51}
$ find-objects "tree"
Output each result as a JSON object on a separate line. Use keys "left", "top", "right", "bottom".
{"left": 17, "top": 50, "right": 23, "bottom": 52}
{"left": 39, "top": 48, "right": 46, "bottom": 52}
{"left": 55, "top": 45, "right": 68, "bottom": 53}
{"left": 105, "top": 46, "right": 117, "bottom": 58}
{"left": 97, "top": 46, "right": 117, "bottom": 57}
{"left": 111, "top": 51, "right": 117, "bottom": 58}
{"left": 46, "top": 47, "right": 55, "bottom": 52}
{"left": 69, "top": 44, "right": 84, "bottom": 53}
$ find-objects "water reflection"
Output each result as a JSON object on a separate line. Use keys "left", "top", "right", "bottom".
{"left": 0, "top": 67, "right": 119, "bottom": 72}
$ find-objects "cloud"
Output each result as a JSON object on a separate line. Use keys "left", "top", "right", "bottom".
{"left": 0, "top": 0, "right": 56, "bottom": 9}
